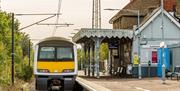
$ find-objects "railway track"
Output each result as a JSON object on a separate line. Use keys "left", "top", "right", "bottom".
{"left": 28, "top": 77, "right": 110, "bottom": 91}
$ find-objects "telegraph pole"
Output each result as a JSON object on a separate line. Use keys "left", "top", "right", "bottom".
{"left": 11, "top": 13, "right": 15, "bottom": 85}
{"left": 93, "top": 0, "right": 101, "bottom": 29}
{"left": 28, "top": 39, "right": 31, "bottom": 66}
{"left": 98, "top": 0, "right": 101, "bottom": 28}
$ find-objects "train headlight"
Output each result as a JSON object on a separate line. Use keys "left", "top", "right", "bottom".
{"left": 62, "top": 69, "right": 74, "bottom": 73}
{"left": 38, "top": 69, "right": 50, "bottom": 73}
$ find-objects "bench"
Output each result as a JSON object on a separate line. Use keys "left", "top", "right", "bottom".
{"left": 166, "top": 66, "right": 180, "bottom": 81}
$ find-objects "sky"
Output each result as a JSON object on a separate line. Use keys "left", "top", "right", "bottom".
{"left": 1, "top": 0, "right": 129, "bottom": 43}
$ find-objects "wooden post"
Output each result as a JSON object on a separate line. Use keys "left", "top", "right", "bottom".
{"left": 110, "top": 49, "right": 113, "bottom": 75}
{"left": 88, "top": 44, "right": 91, "bottom": 77}
{"left": 92, "top": 43, "right": 95, "bottom": 77}
{"left": 84, "top": 44, "right": 87, "bottom": 76}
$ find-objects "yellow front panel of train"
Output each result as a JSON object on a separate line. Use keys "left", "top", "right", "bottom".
{"left": 37, "top": 61, "right": 74, "bottom": 73}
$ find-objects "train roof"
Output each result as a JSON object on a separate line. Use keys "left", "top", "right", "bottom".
{"left": 36, "top": 37, "right": 74, "bottom": 45}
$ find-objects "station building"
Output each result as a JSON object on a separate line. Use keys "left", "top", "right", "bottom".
{"left": 110, "top": 0, "right": 180, "bottom": 77}
{"left": 72, "top": 0, "right": 180, "bottom": 78}
{"left": 109, "top": 0, "right": 180, "bottom": 77}
{"left": 132, "top": 8, "right": 180, "bottom": 77}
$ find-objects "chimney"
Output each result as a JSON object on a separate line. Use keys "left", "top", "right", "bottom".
{"left": 164, "top": 0, "right": 176, "bottom": 12}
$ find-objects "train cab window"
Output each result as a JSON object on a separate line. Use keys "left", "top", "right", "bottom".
{"left": 39, "top": 47, "right": 55, "bottom": 60}
{"left": 57, "top": 47, "right": 73, "bottom": 60}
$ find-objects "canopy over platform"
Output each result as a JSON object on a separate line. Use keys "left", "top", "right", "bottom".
{"left": 72, "top": 28, "right": 133, "bottom": 43}
{"left": 72, "top": 28, "right": 133, "bottom": 78}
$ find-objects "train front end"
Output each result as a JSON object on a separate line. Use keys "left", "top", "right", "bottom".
{"left": 34, "top": 37, "right": 77, "bottom": 91}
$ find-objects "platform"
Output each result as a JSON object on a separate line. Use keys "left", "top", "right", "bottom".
{"left": 78, "top": 71, "right": 180, "bottom": 91}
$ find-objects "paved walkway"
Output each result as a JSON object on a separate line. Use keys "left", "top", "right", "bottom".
{"left": 78, "top": 71, "right": 180, "bottom": 91}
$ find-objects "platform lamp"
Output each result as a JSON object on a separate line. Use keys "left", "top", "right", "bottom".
{"left": 160, "top": 0, "right": 166, "bottom": 84}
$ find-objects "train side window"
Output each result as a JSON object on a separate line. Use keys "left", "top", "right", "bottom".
{"left": 39, "top": 47, "right": 55, "bottom": 60}
{"left": 57, "top": 47, "right": 73, "bottom": 61}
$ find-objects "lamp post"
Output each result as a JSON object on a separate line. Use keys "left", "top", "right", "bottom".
{"left": 104, "top": 8, "right": 141, "bottom": 79}
{"left": 161, "top": 0, "right": 166, "bottom": 84}
{"left": 137, "top": 10, "right": 141, "bottom": 80}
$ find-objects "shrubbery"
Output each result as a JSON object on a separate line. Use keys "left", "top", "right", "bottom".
{"left": 16, "top": 65, "right": 33, "bottom": 81}
{"left": 0, "top": 11, "right": 33, "bottom": 86}
{"left": 16, "top": 56, "right": 33, "bottom": 81}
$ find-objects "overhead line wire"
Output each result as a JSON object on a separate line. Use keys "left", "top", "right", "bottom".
{"left": 52, "top": 0, "right": 62, "bottom": 36}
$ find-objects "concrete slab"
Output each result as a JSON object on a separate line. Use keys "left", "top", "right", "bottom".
{"left": 80, "top": 77, "right": 180, "bottom": 91}
{"left": 76, "top": 77, "right": 111, "bottom": 91}
{"left": 78, "top": 70, "right": 180, "bottom": 91}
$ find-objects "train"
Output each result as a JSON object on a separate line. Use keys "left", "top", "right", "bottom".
{"left": 34, "top": 37, "right": 78, "bottom": 91}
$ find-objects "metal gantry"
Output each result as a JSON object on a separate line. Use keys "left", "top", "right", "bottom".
{"left": 93, "top": 0, "right": 101, "bottom": 29}
{"left": 92, "top": 0, "right": 102, "bottom": 78}
{"left": 79, "top": 0, "right": 102, "bottom": 78}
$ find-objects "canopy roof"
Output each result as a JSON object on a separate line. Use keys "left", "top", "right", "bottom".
{"left": 72, "top": 28, "right": 133, "bottom": 43}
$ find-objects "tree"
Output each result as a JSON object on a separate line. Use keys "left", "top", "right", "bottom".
{"left": 0, "top": 11, "right": 33, "bottom": 86}
{"left": 100, "top": 43, "right": 108, "bottom": 61}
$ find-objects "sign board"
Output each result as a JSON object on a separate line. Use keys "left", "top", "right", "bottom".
{"left": 133, "top": 53, "right": 139, "bottom": 65}
{"left": 141, "top": 49, "right": 149, "bottom": 64}
{"left": 108, "top": 42, "right": 118, "bottom": 49}
{"left": 41, "top": 47, "right": 55, "bottom": 51}
{"left": 152, "top": 51, "right": 157, "bottom": 63}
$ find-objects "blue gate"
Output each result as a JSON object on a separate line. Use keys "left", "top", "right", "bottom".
{"left": 157, "top": 48, "right": 170, "bottom": 77}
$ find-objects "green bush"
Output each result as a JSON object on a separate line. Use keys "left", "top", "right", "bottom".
{"left": 0, "top": 11, "right": 34, "bottom": 86}
{"left": 0, "top": 76, "right": 10, "bottom": 86}
{"left": 16, "top": 65, "right": 33, "bottom": 81}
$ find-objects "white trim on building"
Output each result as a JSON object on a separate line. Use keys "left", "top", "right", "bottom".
{"left": 135, "top": 8, "right": 180, "bottom": 35}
